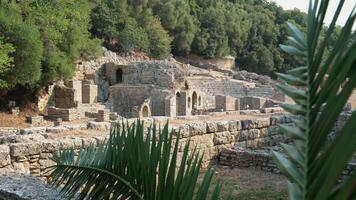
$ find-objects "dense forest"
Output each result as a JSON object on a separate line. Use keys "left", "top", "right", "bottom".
{"left": 0, "top": 0, "right": 346, "bottom": 102}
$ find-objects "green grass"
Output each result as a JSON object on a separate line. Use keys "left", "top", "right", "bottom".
{"left": 235, "top": 186, "right": 288, "bottom": 200}
{"left": 198, "top": 167, "right": 288, "bottom": 200}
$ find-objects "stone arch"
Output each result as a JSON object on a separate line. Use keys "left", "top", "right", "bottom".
{"left": 142, "top": 105, "right": 149, "bottom": 117}
{"left": 116, "top": 68, "right": 123, "bottom": 83}
{"left": 192, "top": 92, "right": 198, "bottom": 110}
{"left": 176, "top": 92, "right": 181, "bottom": 114}
{"left": 140, "top": 103, "right": 151, "bottom": 118}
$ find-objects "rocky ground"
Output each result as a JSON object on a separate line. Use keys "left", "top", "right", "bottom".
{"left": 0, "top": 171, "right": 65, "bottom": 200}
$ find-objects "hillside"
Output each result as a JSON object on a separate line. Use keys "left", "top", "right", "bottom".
{"left": 0, "top": 0, "right": 349, "bottom": 107}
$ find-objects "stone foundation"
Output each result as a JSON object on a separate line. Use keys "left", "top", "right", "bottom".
{"left": 47, "top": 107, "right": 81, "bottom": 121}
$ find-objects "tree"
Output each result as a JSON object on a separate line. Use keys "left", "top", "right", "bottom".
{"left": 25, "top": 0, "right": 102, "bottom": 84}
{"left": 0, "top": 4, "right": 43, "bottom": 89}
{"left": 0, "top": 37, "right": 15, "bottom": 89}
{"left": 140, "top": 13, "right": 172, "bottom": 59}
{"left": 273, "top": 0, "right": 356, "bottom": 199}
{"left": 48, "top": 121, "right": 223, "bottom": 199}
{"left": 119, "top": 19, "right": 150, "bottom": 53}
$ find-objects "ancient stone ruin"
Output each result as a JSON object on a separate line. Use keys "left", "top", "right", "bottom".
{"left": 0, "top": 49, "right": 355, "bottom": 198}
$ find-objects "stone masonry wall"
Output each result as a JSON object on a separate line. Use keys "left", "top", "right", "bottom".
{"left": 0, "top": 115, "right": 292, "bottom": 179}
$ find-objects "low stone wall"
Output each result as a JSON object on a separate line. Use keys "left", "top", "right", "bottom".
{"left": 219, "top": 147, "right": 356, "bottom": 181}
{"left": 0, "top": 115, "right": 292, "bottom": 179}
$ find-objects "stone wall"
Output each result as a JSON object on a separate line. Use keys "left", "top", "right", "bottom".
{"left": 215, "top": 96, "right": 237, "bottom": 111}
{"left": 109, "top": 85, "right": 171, "bottom": 117}
{"left": 65, "top": 80, "right": 82, "bottom": 106}
{"left": 47, "top": 107, "right": 81, "bottom": 121}
{"left": 82, "top": 83, "right": 98, "bottom": 104}
{"left": 105, "top": 61, "right": 185, "bottom": 88}
{"left": 0, "top": 115, "right": 292, "bottom": 178}
{"left": 53, "top": 86, "right": 77, "bottom": 109}
{"left": 219, "top": 147, "right": 356, "bottom": 179}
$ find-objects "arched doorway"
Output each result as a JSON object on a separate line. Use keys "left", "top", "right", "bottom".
{"left": 192, "top": 92, "right": 197, "bottom": 110}
{"left": 142, "top": 105, "right": 149, "bottom": 117}
{"left": 176, "top": 92, "right": 181, "bottom": 116}
{"left": 188, "top": 97, "right": 191, "bottom": 109}
{"left": 116, "top": 68, "right": 123, "bottom": 83}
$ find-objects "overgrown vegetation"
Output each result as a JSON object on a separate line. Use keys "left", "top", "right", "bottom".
{"left": 0, "top": 0, "right": 353, "bottom": 104}
{"left": 48, "top": 121, "right": 223, "bottom": 199}
{"left": 0, "top": 0, "right": 102, "bottom": 92}
{"left": 273, "top": 0, "right": 356, "bottom": 199}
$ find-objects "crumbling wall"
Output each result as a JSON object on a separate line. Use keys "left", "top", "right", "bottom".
{"left": 53, "top": 86, "right": 77, "bottom": 108}
{"left": 109, "top": 85, "right": 170, "bottom": 117}
{"left": 105, "top": 61, "right": 185, "bottom": 88}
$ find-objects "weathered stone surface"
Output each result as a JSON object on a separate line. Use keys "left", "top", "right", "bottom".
{"left": 26, "top": 116, "right": 44, "bottom": 125}
{"left": 46, "top": 127, "right": 69, "bottom": 134}
{"left": 213, "top": 132, "right": 234, "bottom": 145}
{"left": 255, "top": 118, "right": 270, "bottom": 128}
{"left": 19, "top": 127, "right": 46, "bottom": 135}
{"left": 217, "top": 121, "right": 229, "bottom": 132}
{"left": 206, "top": 122, "right": 218, "bottom": 133}
{"left": 10, "top": 143, "right": 41, "bottom": 157}
{"left": 176, "top": 125, "right": 190, "bottom": 138}
{"left": 0, "top": 172, "right": 66, "bottom": 200}
{"left": 189, "top": 122, "right": 206, "bottom": 136}
{"left": 87, "top": 121, "right": 111, "bottom": 130}
{"left": 228, "top": 120, "right": 241, "bottom": 132}
{"left": 41, "top": 140, "right": 60, "bottom": 153}
{"left": 12, "top": 162, "right": 30, "bottom": 174}
{"left": 0, "top": 145, "right": 10, "bottom": 167}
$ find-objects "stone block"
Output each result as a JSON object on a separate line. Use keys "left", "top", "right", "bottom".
{"left": 217, "top": 121, "right": 229, "bottom": 132}
{"left": 54, "top": 118, "right": 62, "bottom": 126}
{"left": 82, "top": 83, "right": 98, "bottom": 104}
{"left": 0, "top": 145, "right": 10, "bottom": 167}
{"left": 10, "top": 107, "right": 20, "bottom": 115}
{"left": 40, "top": 140, "right": 60, "bottom": 153}
{"left": 189, "top": 123, "right": 206, "bottom": 136}
{"left": 255, "top": 118, "right": 270, "bottom": 128}
{"left": 228, "top": 120, "right": 241, "bottom": 132}
{"left": 19, "top": 127, "right": 46, "bottom": 135}
{"left": 26, "top": 116, "right": 44, "bottom": 125}
{"left": 10, "top": 143, "right": 41, "bottom": 157}
{"left": 46, "top": 127, "right": 69, "bottom": 134}
{"left": 206, "top": 122, "right": 218, "bottom": 133}
{"left": 213, "top": 132, "right": 234, "bottom": 145}
{"left": 13, "top": 161, "right": 30, "bottom": 174}
{"left": 97, "top": 109, "right": 110, "bottom": 122}
{"left": 87, "top": 121, "right": 111, "bottom": 131}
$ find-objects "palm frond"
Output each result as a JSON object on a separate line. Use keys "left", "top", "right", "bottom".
{"left": 273, "top": 0, "right": 356, "bottom": 199}
{"left": 47, "top": 120, "right": 221, "bottom": 199}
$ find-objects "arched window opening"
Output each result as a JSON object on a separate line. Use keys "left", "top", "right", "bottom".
{"left": 188, "top": 97, "right": 191, "bottom": 108}
{"left": 142, "top": 105, "right": 149, "bottom": 117}
{"left": 192, "top": 92, "right": 197, "bottom": 110}
{"left": 198, "top": 96, "right": 201, "bottom": 106}
{"left": 116, "top": 68, "right": 123, "bottom": 83}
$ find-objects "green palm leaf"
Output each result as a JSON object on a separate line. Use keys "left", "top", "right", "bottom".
{"left": 273, "top": 0, "right": 356, "bottom": 199}
{"left": 47, "top": 120, "right": 221, "bottom": 199}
